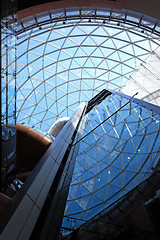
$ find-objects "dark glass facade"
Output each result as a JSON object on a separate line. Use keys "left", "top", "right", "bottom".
{"left": 62, "top": 91, "right": 160, "bottom": 235}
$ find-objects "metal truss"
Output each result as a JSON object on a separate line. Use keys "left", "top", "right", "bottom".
{"left": 14, "top": 8, "right": 160, "bottom": 132}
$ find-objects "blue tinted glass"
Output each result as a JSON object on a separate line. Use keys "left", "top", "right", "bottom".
{"left": 63, "top": 93, "right": 160, "bottom": 232}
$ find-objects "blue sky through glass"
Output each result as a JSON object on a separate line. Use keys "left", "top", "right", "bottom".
{"left": 62, "top": 93, "right": 160, "bottom": 232}
{"left": 14, "top": 8, "right": 160, "bottom": 236}
{"left": 16, "top": 12, "right": 160, "bottom": 132}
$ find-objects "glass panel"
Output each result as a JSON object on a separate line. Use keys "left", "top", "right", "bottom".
{"left": 16, "top": 10, "right": 160, "bottom": 132}
{"left": 62, "top": 93, "right": 160, "bottom": 234}
{"left": 1, "top": 7, "right": 17, "bottom": 190}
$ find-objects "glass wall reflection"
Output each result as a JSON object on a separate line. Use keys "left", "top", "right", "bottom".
{"left": 62, "top": 92, "right": 160, "bottom": 233}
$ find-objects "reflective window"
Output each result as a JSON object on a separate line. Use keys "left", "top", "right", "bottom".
{"left": 62, "top": 93, "right": 160, "bottom": 232}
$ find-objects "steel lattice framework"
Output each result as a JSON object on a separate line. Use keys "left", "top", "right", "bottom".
{"left": 16, "top": 7, "right": 160, "bottom": 132}
{"left": 4, "top": 6, "right": 159, "bottom": 237}
{"left": 62, "top": 92, "right": 160, "bottom": 234}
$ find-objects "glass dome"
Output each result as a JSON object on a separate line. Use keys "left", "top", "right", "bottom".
{"left": 16, "top": 8, "right": 160, "bottom": 132}
{"left": 15, "top": 7, "right": 160, "bottom": 237}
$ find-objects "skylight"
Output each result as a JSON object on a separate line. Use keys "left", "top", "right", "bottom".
{"left": 16, "top": 8, "right": 160, "bottom": 132}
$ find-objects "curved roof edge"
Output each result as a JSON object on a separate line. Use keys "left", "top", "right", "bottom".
{"left": 17, "top": 0, "right": 125, "bottom": 20}
{"left": 17, "top": 0, "right": 160, "bottom": 22}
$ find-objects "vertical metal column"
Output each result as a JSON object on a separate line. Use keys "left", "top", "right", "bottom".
{"left": 0, "top": 1, "right": 17, "bottom": 191}
{"left": 31, "top": 103, "right": 86, "bottom": 240}
{"left": 0, "top": 0, "right": 2, "bottom": 191}
{"left": 0, "top": 103, "right": 86, "bottom": 240}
